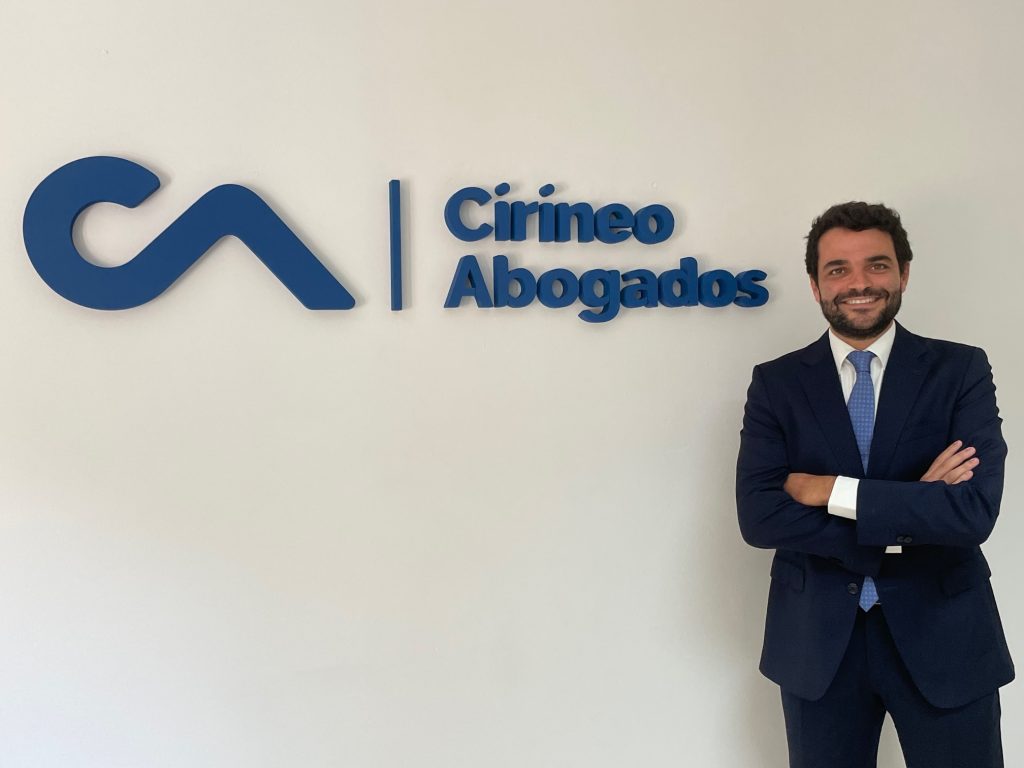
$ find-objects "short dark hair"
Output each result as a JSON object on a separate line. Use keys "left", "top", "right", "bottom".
{"left": 805, "top": 201, "right": 912, "bottom": 280}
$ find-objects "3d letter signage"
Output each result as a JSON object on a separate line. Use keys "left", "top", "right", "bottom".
{"left": 23, "top": 156, "right": 355, "bottom": 310}
{"left": 442, "top": 183, "right": 769, "bottom": 323}
{"left": 24, "top": 158, "right": 770, "bottom": 322}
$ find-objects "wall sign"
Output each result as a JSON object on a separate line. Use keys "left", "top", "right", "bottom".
{"left": 23, "top": 157, "right": 769, "bottom": 322}
{"left": 442, "top": 183, "right": 768, "bottom": 323}
{"left": 23, "top": 157, "right": 355, "bottom": 310}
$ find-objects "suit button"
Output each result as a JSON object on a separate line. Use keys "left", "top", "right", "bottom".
{"left": 847, "top": 583, "right": 859, "bottom": 595}
{"left": 896, "top": 536, "right": 906, "bottom": 544}
{"left": 903, "top": 536, "right": 913, "bottom": 544}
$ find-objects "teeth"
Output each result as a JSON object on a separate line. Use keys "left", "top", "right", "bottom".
{"left": 844, "top": 297, "right": 877, "bottom": 304}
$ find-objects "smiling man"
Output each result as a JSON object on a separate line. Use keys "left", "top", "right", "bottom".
{"left": 736, "top": 202, "right": 1014, "bottom": 767}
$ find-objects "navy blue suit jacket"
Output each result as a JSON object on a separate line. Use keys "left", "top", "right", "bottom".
{"left": 736, "top": 323, "right": 1014, "bottom": 707}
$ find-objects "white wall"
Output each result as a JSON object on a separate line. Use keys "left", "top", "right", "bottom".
{"left": 1, "top": 1, "right": 1021, "bottom": 765}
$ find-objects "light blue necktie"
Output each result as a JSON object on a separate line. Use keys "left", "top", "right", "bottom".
{"left": 847, "top": 350, "right": 879, "bottom": 611}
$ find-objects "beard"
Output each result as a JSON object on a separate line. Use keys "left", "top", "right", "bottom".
{"left": 819, "top": 288, "right": 902, "bottom": 340}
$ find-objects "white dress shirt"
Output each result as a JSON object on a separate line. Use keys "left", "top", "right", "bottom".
{"left": 823, "top": 322, "right": 902, "bottom": 553}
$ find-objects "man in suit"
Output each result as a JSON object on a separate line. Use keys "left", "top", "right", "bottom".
{"left": 736, "top": 201, "right": 1014, "bottom": 767}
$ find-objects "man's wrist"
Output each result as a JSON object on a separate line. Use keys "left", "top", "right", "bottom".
{"left": 818, "top": 475, "right": 837, "bottom": 506}
{"left": 784, "top": 473, "right": 840, "bottom": 507}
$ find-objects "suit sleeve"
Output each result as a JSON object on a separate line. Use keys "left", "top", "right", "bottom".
{"left": 736, "top": 365, "right": 885, "bottom": 577}
{"left": 855, "top": 347, "right": 1006, "bottom": 548}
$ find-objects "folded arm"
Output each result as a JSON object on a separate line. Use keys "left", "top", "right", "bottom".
{"left": 782, "top": 349, "right": 1005, "bottom": 549}
{"left": 856, "top": 349, "right": 1006, "bottom": 547}
{"left": 736, "top": 365, "right": 885, "bottom": 577}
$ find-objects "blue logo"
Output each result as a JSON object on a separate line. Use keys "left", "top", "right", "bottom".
{"left": 23, "top": 156, "right": 356, "bottom": 310}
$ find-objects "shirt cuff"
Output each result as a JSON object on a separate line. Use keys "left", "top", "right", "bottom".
{"left": 827, "top": 475, "right": 858, "bottom": 520}
{"left": 827, "top": 476, "right": 902, "bottom": 553}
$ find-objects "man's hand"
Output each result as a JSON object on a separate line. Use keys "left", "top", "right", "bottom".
{"left": 921, "top": 440, "right": 978, "bottom": 484}
{"left": 784, "top": 473, "right": 837, "bottom": 507}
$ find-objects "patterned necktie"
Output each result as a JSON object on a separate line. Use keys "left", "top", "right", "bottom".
{"left": 847, "top": 350, "right": 879, "bottom": 611}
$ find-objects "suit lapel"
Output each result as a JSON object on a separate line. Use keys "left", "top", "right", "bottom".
{"left": 868, "top": 323, "right": 931, "bottom": 479}
{"left": 799, "top": 333, "right": 865, "bottom": 478}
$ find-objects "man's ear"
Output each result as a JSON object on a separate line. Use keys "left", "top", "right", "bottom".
{"left": 900, "top": 262, "right": 911, "bottom": 293}
{"left": 809, "top": 274, "right": 821, "bottom": 303}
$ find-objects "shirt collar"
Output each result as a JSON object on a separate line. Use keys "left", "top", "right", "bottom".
{"left": 827, "top": 321, "right": 896, "bottom": 375}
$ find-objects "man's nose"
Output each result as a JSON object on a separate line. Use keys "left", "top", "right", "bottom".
{"left": 847, "top": 267, "right": 872, "bottom": 291}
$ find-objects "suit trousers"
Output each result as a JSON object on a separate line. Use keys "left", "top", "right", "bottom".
{"left": 780, "top": 606, "right": 1003, "bottom": 768}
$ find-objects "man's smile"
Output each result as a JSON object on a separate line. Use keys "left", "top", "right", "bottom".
{"left": 819, "top": 284, "right": 901, "bottom": 339}
{"left": 835, "top": 292, "right": 887, "bottom": 311}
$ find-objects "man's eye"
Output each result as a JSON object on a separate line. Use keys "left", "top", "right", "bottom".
{"left": 872, "top": 263, "right": 889, "bottom": 270}
{"left": 829, "top": 268, "right": 845, "bottom": 276}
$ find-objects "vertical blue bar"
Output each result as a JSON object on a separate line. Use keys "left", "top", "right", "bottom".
{"left": 389, "top": 179, "right": 403, "bottom": 311}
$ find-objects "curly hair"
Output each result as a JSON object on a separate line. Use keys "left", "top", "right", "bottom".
{"left": 805, "top": 202, "right": 912, "bottom": 279}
